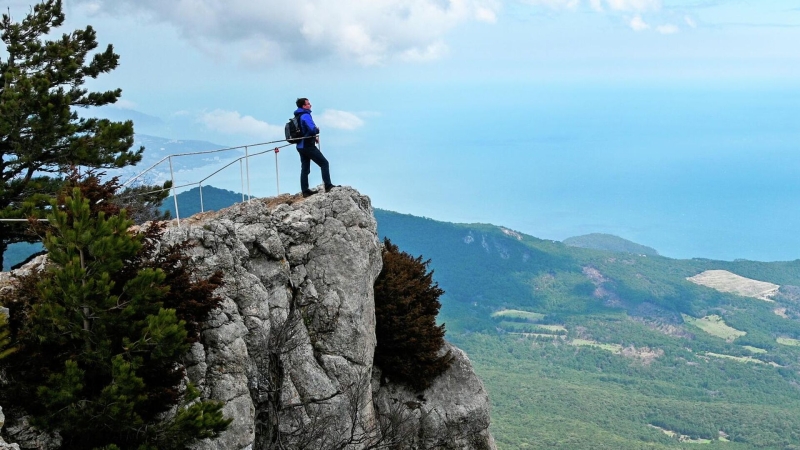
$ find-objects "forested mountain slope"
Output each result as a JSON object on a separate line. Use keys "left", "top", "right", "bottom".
{"left": 375, "top": 208, "right": 800, "bottom": 449}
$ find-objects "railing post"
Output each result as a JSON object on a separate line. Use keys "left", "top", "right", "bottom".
{"left": 239, "top": 159, "right": 246, "bottom": 203}
{"left": 275, "top": 148, "right": 280, "bottom": 195}
{"left": 245, "top": 146, "right": 251, "bottom": 203}
{"left": 199, "top": 183, "right": 204, "bottom": 213}
{"left": 169, "top": 156, "right": 180, "bottom": 227}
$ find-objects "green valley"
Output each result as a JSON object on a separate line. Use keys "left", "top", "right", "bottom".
{"left": 375, "top": 209, "right": 800, "bottom": 449}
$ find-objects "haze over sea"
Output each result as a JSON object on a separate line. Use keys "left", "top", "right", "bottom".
{"left": 351, "top": 81, "right": 800, "bottom": 263}
{"left": 149, "top": 81, "right": 799, "bottom": 263}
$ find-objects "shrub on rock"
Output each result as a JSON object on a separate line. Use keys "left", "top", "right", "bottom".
{"left": 374, "top": 238, "right": 453, "bottom": 391}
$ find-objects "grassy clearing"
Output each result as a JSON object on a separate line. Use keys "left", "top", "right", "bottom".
{"left": 498, "top": 322, "right": 567, "bottom": 335}
{"left": 536, "top": 324, "right": 567, "bottom": 332}
{"left": 491, "top": 309, "right": 544, "bottom": 321}
{"left": 682, "top": 314, "right": 746, "bottom": 342}
{"left": 683, "top": 438, "right": 713, "bottom": 444}
{"left": 649, "top": 424, "right": 677, "bottom": 438}
{"left": 777, "top": 337, "right": 800, "bottom": 347}
{"left": 571, "top": 339, "right": 623, "bottom": 353}
{"left": 705, "top": 352, "right": 767, "bottom": 365}
{"left": 743, "top": 346, "right": 767, "bottom": 354}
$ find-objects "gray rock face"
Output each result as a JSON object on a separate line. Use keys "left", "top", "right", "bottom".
{"left": 372, "top": 343, "right": 496, "bottom": 449}
{"left": 0, "top": 407, "right": 21, "bottom": 450}
{"left": 0, "top": 187, "right": 495, "bottom": 449}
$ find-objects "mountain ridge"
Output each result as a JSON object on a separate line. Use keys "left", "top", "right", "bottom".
{"left": 563, "top": 232, "right": 659, "bottom": 256}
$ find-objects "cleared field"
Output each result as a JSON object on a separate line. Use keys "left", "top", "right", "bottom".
{"left": 491, "top": 309, "right": 545, "bottom": 321}
{"left": 682, "top": 314, "right": 746, "bottom": 342}
{"left": 743, "top": 346, "right": 767, "bottom": 354}
{"left": 686, "top": 270, "right": 779, "bottom": 301}
{"left": 705, "top": 352, "right": 767, "bottom": 365}
{"left": 777, "top": 337, "right": 800, "bottom": 347}
{"left": 571, "top": 339, "right": 623, "bottom": 353}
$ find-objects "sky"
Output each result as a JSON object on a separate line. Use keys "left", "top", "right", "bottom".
{"left": 4, "top": 0, "right": 800, "bottom": 261}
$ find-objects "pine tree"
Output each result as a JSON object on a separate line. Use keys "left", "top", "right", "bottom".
{"left": 373, "top": 238, "right": 453, "bottom": 391}
{"left": 56, "top": 167, "right": 171, "bottom": 225}
{"left": 0, "top": 0, "right": 143, "bottom": 268}
{"left": 1, "top": 183, "right": 230, "bottom": 449}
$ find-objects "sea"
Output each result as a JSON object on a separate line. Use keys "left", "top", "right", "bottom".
{"left": 330, "top": 81, "right": 800, "bottom": 263}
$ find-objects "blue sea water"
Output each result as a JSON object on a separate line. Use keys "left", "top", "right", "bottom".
{"left": 332, "top": 82, "right": 800, "bottom": 262}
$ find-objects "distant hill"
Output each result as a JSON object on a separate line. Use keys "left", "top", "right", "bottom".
{"left": 161, "top": 185, "right": 245, "bottom": 219}
{"left": 563, "top": 232, "right": 659, "bottom": 256}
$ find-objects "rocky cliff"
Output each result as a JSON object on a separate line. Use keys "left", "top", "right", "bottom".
{"left": 1, "top": 187, "right": 495, "bottom": 449}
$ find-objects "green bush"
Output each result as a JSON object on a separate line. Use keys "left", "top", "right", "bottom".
{"left": 374, "top": 238, "right": 453, "bottom": 391}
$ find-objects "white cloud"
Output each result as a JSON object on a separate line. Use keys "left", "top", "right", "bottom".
{"left": 629, "top": 15, "right": 650, "bottom": 31}
{"left": 656, "top": 24, "right": 679, "bottom": 34}
{"left": 523, "top": 0, "right": 580, "bottom": 9}
{"left": 528, "top": 0, "right": 658, "bottom": 12}
{"left": 605, "top": 0, "right": 660, "bottom": 12}
{"left": 475, "top": 6, "right": 498, "bottom": 23}
{"left": 199, "top": 110, "right": 283, "bottom": 139}
{"left": 318, "top": 110, "right": 365, "bottom": 130}
{"left": 77, "top": 0, "right": 501, "bottom": 66}
{"left": 684, "top": 16, "right": 697, "bottom": 28}
{"left": 400, "top": 41, "right": 449, "bottom": 62}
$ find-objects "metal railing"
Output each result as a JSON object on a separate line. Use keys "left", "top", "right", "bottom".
{"left": 120, "top": 137, "right": 303, "bottom": 226}
{"left": 1, "top": 136, "right": 306, "bottom": 227}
